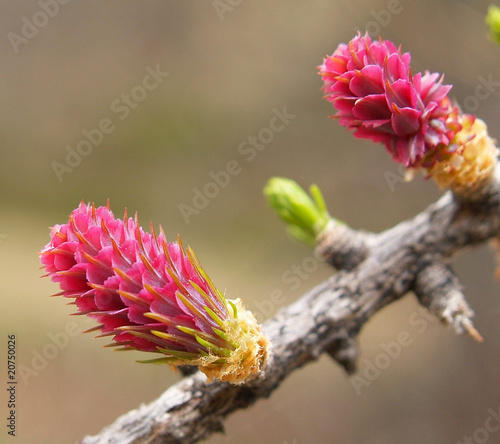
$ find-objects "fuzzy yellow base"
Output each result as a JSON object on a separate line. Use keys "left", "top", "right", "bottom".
{"left": 167, "top": 299, "right": 269, "bottom": 384}
{"left": 199, "top": 300, "right": 269, "bottom": 384}
{"left": 428, "top": 118, "right": 498, "bottom": 194}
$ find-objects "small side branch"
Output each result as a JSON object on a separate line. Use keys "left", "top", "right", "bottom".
{"left": 316, "top": 221, "right": 371, "bottom": 270}
{"left": 414, "top": 261, "right": 483, "bottom": 342}
{"left": 325, "top": 335, "right": 359, "bottom": 374}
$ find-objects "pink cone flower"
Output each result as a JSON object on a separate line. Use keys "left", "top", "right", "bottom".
{"left": 40, "top": 202, "right": 267, "bottom": 383}
{"left": 318, "top": 33, "right": 461, "bottom": 167}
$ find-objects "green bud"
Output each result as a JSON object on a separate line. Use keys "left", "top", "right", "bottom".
{"left": 486, "top": 5, "right": 500, "bottom": 45}
{"left": 264, "top": 177, "right": 333, "bottom": 246}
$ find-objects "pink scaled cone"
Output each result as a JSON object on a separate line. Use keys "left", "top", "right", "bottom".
{"left": 319, "top": 32, "right": 461, "bottom": 167}
{"left": 40, "top": 202, "right": 268, "bottom": 383}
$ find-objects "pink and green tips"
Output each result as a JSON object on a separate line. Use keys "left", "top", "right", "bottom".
{"left": 40, "top": 202, "right": 268, "bottom": 384}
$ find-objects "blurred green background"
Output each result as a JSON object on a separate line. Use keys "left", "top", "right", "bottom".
{"left": 1, "top": 1, "right": 499, "bottom": 443}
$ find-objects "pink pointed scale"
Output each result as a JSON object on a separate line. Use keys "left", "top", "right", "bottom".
{"left": 391, "top": 105, "right": 421, "bottom": 136}
{"left": 350, "top": 66, "right": 384, "bottom": 96}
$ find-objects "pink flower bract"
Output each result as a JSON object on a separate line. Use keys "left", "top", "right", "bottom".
{"left": 40, "top": 202, "right": 241, "bottom": 364}
{"left": 319, "top": 33, "right": 460, "bottom": 167}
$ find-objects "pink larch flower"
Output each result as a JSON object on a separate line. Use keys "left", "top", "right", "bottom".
{"left": 40, "top": 202, "right": 268, "bottom": 383}
{"left": 318, "top": 33, "right": 461, "bottom": 167}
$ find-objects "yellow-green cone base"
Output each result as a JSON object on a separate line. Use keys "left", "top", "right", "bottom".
{"left": 166, "top": 299, "right": 269, "bottom": 384}
{"left": 428, "top": 117, "right": 498, "bottom": 195}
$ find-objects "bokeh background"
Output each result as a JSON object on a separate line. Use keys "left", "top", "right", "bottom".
{"left": 1, "top": 1, "right": 499, "bottom": 443}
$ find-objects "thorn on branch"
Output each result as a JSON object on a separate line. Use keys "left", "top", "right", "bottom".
{"left": 178, "top": 365, "right": 199, "bottom": 377}
{"left": 316, "top": 221, "right": 370, "bottom": 270}
{"left": 325, "top": 335, "right": 359, "bottom": 374}
{"left": 413, "top": 261, "right": 483, "bottom": 342}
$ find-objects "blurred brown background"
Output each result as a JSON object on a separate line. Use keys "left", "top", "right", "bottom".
{"left": 1, "top": 1, "right": 499, "bottom": 443}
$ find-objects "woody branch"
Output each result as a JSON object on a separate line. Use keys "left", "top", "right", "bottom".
{"left": 79, "top": 166, "right": 500, "bottom": 444}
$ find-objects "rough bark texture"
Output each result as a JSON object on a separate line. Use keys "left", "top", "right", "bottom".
{"left": 80, "top": 170, "right": 500, "bottom": 444}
